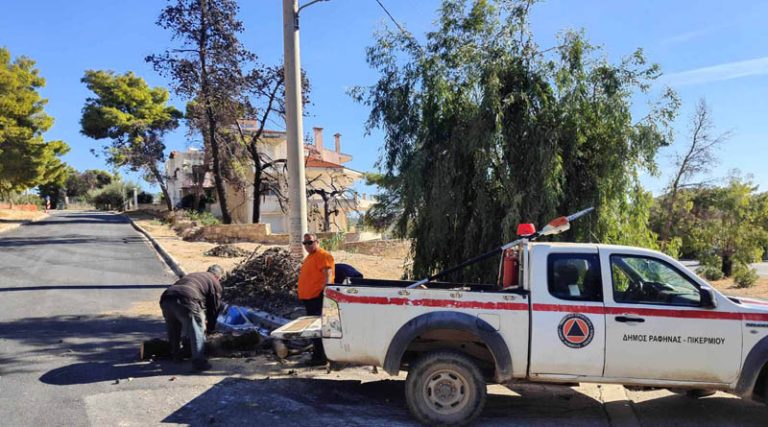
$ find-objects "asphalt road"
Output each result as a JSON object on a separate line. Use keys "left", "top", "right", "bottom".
{"left": 0, "top": 211, "right": 177, "bottom": 426}
{"left": 1, "top": 211, "right": 767, "bottom": 426}
{"left": 753, "top": 262, "right": 768, "bottom": 277}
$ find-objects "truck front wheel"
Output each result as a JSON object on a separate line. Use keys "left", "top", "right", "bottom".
{"left": 405, "top": 351, "right": 487, "bottom": 426}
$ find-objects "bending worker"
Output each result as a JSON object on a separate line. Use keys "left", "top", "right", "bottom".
{"left": 159, "top": 264, "right": 223, "bottom": 371}
{"left": 298, "top": 233, "right": 334, "bottom": 365}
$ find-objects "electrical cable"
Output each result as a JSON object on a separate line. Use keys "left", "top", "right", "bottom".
{"left": 374, "top": 0, "right": 409, "bottom": 37}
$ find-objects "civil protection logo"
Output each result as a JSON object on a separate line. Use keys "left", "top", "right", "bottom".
{"left": 558, "top": 313, "right": 594, "bottom": 349}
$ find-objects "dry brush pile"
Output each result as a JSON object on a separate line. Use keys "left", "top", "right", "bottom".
{"left": 221, "top": 247, "right": 303, "bottom": 317}
{"left": 205, "top": 244, "right": 251, "bottom": 258}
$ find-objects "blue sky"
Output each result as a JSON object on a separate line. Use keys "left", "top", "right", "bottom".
{"left": 2, "top": 0, "right": 766, "bottom": 195}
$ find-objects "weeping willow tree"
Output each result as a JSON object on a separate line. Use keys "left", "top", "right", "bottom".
{"left": 352, "top": 0, "right": 678, "bottom": 281}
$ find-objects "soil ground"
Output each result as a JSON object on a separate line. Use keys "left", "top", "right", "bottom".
{"left": 126, "top": 211, "right": 408, "bottom": 281}
{"left": 711, "top": 277, "right": 768, "bottom": 299}
{"left": 0, "top": 208, "right": 47, "bottom": 233}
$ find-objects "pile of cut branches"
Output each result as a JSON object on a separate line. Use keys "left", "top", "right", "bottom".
{"left": 204, "top": 244, "right": 251, "bottom": 258}
{"left": 221, "top": 247, "right": 302, "bottom": 317}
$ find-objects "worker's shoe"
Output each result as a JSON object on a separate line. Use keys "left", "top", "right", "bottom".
{"left": 192, "top": 359, "right": 212, "bottom": 372}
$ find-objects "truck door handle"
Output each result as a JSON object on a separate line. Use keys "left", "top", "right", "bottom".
{"left": 615, "top": 316, "right": 645, "bottom": 323}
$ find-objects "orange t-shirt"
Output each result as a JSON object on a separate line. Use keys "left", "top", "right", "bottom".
{"left": 298, "top": 248, "right": 335, "bottom": 300}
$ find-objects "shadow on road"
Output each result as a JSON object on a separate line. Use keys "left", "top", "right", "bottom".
{"left": 158, "top": 377, "right": 609, "bottom": 426}
{"left": 26, "top": 212, "right": 130, "bottom": 226}
{"left": 156, "top": 376, "right": 768, "bottom": 426}
{"left": 0, "top": 235, "right": 145, "bottom": 247}
{"left": 40, "top": 360, "right": 191, "bottom": 386}
{"left": 162, "top": 377, "right": 418, "bottom": 426}
{"left": 0, "top": 314, "right": 167, "bottom": 381}
{"left": 627, "top": 391, "right": 768, "bottom": 426}
{"left": 0, "top": 284, "right": 169, "bottom": 293}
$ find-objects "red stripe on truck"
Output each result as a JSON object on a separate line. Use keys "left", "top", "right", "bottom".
{"left": 325, "top": 288, "right": 528, "bottom": 311}
{"left": 325, "top": 288, "right": 768, "bottom": 321}
{"left": 532, "top": 304, "right": 768, "bottom": 321}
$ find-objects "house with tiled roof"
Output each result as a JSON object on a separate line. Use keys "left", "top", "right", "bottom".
{"left": 164, "top": 125, "right": 372, "bottom": 233}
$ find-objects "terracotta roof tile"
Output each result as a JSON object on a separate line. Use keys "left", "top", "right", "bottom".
{"left": 305, "top": 157, "right": 343, "bottom": 168}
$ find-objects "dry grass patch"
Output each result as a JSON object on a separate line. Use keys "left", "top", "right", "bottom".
{"left": 0, "top": 209, "right": 45, "bottom": 221}
{"left": 710, "top": 277, "right": 768, "bottom": 300}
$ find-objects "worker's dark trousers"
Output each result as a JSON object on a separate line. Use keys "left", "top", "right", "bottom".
{"left": 302, "top": 296, "right": 326, "bottom": 362}
{"left": 160, "top": 298, "right": 206, "bottom": 362}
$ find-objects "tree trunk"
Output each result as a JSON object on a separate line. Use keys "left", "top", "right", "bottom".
{"left": 198, "top": 0, "right": 231, "bottom": 224}
{"left": 323, "top": 196, "right": 331, "bottom": 232}
{"left": 150, "top": 164, "right": 174, "bottom": 212}
{"left": 251, "top": 150, "right": 262, "bottom": 224}
{"left": 722, "top": 254, "right": 733, "bottom": 277}
{"left": 193, "top": 190, "right": 202, "bottom": 211}
{"left": 206, "top": 110, "right": 231, "bottom": 223}
{"left": 252, "top": 175, "right": 262, "bottom": 224}
{"left": 660, "top": 192, "right": 676, "bottom": 245}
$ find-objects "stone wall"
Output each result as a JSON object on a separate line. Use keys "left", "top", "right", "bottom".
{"left": 136, "top": 203, "right": 167, "bottom": 212}
{"left": 190, "top": 223, "right": 290, "bottom": 244}
{"left": 341, "top": 239, "right": 411, "bottom": 258}
{"left": 185, "top": 225, "right": 388, "bottom": 247}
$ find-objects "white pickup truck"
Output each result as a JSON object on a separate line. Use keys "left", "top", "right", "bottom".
{"left": 273, "top": 213, "right": 768, "bottom": 425}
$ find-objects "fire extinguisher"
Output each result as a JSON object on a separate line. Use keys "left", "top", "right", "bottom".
{"left": 502, "top": 249, "right": 518, "bottom": 288}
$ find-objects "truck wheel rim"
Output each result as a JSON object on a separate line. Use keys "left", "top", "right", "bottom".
{"left": 424, "top": 369, "right": 470, "bottom": 414}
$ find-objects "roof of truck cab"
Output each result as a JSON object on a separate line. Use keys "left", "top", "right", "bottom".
{"left": 530, "top": 242, "right": 665, "bottom": 255}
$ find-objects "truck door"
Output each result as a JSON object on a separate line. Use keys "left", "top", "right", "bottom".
{"left": 601, "top": 250, "right": 741, "bottom": 383}
{"left": 529, "top": 247, "right": 606, "bottom": 377}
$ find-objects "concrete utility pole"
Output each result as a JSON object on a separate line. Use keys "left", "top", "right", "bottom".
{"left": 283, "top": 0, "right": 308, "bottom": 257}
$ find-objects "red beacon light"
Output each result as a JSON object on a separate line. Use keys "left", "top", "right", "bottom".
{"left": 517, "top": 223, "right": 536, "bottom": 237}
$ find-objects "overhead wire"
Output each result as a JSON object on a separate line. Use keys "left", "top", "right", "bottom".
{"left": 374, "top": 0, "right": 408, "bottom": 36}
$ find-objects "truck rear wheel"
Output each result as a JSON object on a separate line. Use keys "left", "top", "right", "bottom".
{"left": 405, "top": 351, "right": 486, "bottom": 426}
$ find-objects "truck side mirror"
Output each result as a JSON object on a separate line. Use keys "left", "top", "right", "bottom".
{"left": 700, "top": 287, "right": 717, "bottom": 309}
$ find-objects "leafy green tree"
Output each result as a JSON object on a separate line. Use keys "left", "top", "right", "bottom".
{"left": 361, "top": 172, "right": 402, "bottom": 232}
{"left": 89, "top": 179, "right": 138, "bottom": 211}
{"left": 66, "top": 169, "right": 114, "bottom": 198}
{"left": 37, "top": 165, "right": 76, "bottom": 208}
{"left": 80, "top": 70, "right": 181, "bottom": 211}
{"left": 0, "top": 48, "right": 70, "bottom": 200}
{"left": 147, "top": 0, "right": 255, "bottom": 224}
{"left": 352, "top": 0, "right": 677, "bottom": 281}
{"left": 684, "top": 177, "right": 768, "bottom": 277}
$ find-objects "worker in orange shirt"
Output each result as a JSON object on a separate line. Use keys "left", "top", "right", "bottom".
{"left": 297, "top": 232, "right": 334, "bottom": 365}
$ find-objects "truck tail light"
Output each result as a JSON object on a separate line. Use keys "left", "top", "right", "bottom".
{"left": 322, "top": 295, "right": 343, "bottom": 338}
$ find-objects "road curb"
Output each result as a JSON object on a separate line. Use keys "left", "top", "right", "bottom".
{"left": 126, "top": 215, "right": 187, "bottom": 278}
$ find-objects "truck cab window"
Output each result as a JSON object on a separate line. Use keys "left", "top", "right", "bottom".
{"left": 547, "top": 254, "right": 602, "bottom": 302}
{"left": 610, "top": 255, "right": 700, "bottom": 306}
